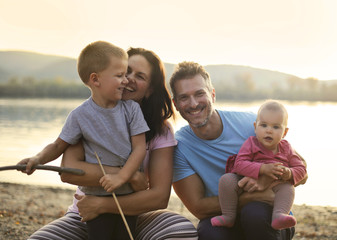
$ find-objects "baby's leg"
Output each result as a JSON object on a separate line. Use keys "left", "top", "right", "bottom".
{"left": 211, "top": 173, "right": 242, "bottom": 227}
{"left": 271, "top": 182, "right": 296, "bottom": 230}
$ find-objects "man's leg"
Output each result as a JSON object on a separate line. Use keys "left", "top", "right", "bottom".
{"left": 240, "top": 201, "right": 295, "bottom": 240}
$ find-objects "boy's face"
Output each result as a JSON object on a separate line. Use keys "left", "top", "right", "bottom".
{"left": 95, "top": 56, "right": 128, "bottom": 107}
{"left": 254, "top": 109, "right": 288, "bottom": 152}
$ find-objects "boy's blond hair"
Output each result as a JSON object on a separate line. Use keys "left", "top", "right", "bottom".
{"left": 257, "top": 100, "right": 288, "bottom": 126}
{"left": 77, "top": 41, "right": 127, "bottom": 84}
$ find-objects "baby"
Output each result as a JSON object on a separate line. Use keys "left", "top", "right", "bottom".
{"left": 211, "top": 100, "right": 307, "bottom": 230}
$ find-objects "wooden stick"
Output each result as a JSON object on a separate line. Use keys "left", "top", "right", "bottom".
{"left": 0, "top": 164, "right": 85, "bottom": 175}
{"left": 94, "top": 152, "right": 134, "bottom": 240}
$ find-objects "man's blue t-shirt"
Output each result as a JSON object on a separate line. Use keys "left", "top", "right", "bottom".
{"left": 173, "top": 110, "right": 256, "bottom": 197}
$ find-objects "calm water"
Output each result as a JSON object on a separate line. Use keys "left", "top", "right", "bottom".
{"left": 0, "top": 98, "right": 336, "bottom": 207}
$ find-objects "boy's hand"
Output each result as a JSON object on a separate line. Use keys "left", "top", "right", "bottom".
{"left": 99, "top": 173, "right": 125, "bottom": 193}
{"left": 260, "top": 162, "right": 284, "bottom": 180}
{"left": 17, "top": 156, "right": 40, "bottom": 175}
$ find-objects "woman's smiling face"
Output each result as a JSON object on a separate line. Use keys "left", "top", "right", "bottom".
{"left": 122, "top": 55, "right": 152, "bottom": 103}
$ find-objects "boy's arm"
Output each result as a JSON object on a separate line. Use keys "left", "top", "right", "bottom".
{"left": 18, "top": 137, "right": 69, "bottom": 175}
{"left": 100, "top": 133, "right": 146, "bottom": 193}
{"left": 61, "top": 141, "right": 147, "bottom": 190}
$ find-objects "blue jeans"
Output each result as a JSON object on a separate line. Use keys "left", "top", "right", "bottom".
{"left": 198, "top": 201, "right": 295, "bottom": 240}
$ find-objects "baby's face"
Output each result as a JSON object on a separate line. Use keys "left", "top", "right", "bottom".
{"left": 254, "top": 109, "right": 288, "bottom": 151}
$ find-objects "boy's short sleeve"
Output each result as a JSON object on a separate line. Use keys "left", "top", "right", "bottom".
{"left": 59, "top": 109, "right": 82, "bottom": 144}
{"left": 126, "top": 100, "right": 149, "bottom": 136}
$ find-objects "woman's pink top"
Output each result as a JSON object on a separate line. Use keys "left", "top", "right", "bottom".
{"left": 67, "top": 122, "right": 177, "bottom": 213}
{"left": 232, "top": 136, "right": 306, "bottom": 185}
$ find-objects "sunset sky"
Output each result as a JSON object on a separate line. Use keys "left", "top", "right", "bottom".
{"left": 1, "top": 0, "right": 336, "bottom": 80}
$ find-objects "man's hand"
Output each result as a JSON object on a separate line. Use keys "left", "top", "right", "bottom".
{"left": 239, "top": 187, "right": 275, "bottom": 208}
{"left": 238, "top": 175, "right": 274, "bottom": 193}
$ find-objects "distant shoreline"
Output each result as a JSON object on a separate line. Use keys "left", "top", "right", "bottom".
{"left": 0, "top": 182, "right": 336, "bottom": 239}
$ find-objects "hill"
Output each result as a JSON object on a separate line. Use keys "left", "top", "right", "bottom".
{"left": 0, "top": 51, "right": 80, "bottom": 82}
{"left": 1, "top": 50, "right": 337, "bottom": 101}
{"left": 0, "top": 50, "right": 314, "bottom": 88}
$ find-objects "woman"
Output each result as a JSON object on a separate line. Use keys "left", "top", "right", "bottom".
{"left": 28, "top": 47, "right": 198, "bottom": 240}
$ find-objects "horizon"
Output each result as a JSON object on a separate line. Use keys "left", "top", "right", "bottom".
{"left": 1, "top": 0, "right": 337, "bottom": 80}
{"left": 2, "top": 49, "right": 336, "bottom": 82}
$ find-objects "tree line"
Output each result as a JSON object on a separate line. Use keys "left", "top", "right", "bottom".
{"left": 1, "top": 76, "right": 337, "bottom": 102}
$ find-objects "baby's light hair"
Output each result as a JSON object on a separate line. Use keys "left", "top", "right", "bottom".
{"left": 257, "top": 100, "right": 288, "bottom": 126}
{"left": 77, "top": 41, "right": 127, "bottom": 84}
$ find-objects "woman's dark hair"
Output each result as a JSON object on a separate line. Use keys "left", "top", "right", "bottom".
{"left": 127, "top": 47, "right": 174, "bottom": 142}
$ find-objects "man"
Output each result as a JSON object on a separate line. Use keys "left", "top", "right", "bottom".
{"left": 170, "top": 62, "right": 305, "bottom": 239}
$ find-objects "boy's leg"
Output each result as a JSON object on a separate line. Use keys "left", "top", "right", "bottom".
{"left": 114, "top": 215, "right": 138, "bottom": 240}
{"left": 86, "top": 213, "right": 116, "bottom": 240}
{"left": 211, "top": 173, "right": 242, "bottom": 227}
{"left": 272, "top": 183, "right": 296, "bottom": 230}
{"left": 240, "top": 201, "right": 295, "bottom": 240}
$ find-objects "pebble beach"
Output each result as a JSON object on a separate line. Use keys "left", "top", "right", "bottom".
{"left": 0, "top": 182, "right": 336, "bottom": 240}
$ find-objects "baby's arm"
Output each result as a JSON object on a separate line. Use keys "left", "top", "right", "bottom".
{"left": 17, "top": 137, "right": 69, "bottom": 175}
{"left": 233, "top": 138, "right": 263, "bottom": 179}
{"left": 100, "top": 133, "right": 146, "bottom": 193}
{"left": 259, "top": 162, "right": 285, "bottom": 180}
{"left": 285, "top": 148, "right": 307, "bottom": 185}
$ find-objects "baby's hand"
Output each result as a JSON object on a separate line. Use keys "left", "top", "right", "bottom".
{"left": 17, "top": 156, "right": 40, "bottom": 175}
{"left": 280, "top": 166, "right": 292, "bottom": 181}
{"left": 99, "top": 173, "right": 125, "bottom": 193}
{"left": 260, "top": 163, "right": 284, "bottom": 180}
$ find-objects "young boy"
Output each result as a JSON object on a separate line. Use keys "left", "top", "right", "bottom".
{"left": 18, "top": 41, "right": 149, "bottom": 239}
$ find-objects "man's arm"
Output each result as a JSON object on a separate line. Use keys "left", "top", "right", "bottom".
{"left": 173, "top": 174, "right": 221, "bottom": 220}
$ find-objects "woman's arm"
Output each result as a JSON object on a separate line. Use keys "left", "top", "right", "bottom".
{"left": 77, "top": 146, "right": 174, "bottom": 221}
{"left": 60, "top": 141, "right": 120, "bottom": 186}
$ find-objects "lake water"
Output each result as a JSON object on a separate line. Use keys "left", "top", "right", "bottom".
{"left": 0, "top": 98, "right": 336, "bottom": 207}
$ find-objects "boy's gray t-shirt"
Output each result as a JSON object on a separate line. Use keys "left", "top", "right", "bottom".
{"left": 59, "top": 97, "right": 149, "bottom": 195}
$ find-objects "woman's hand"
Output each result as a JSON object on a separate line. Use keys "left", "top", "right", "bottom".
{"left": 75, "top": 194, "right": 102, "bottom": 222}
